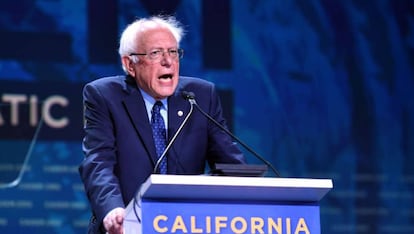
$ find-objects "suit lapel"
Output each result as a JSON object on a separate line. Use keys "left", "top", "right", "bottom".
{"left": 167, "top": 89, "right": 192, "bottom": 173}
{"left": 121, "top": 76, "right": 193, "bottom": 172}
{"left": 122, "top": 80, "right": 159, "bottom": 165}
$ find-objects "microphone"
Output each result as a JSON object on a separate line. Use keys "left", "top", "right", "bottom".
{"left": 153, "top": 94, "right": 195, "bottom": 174}
{"left": 182, "top": 91, "right": 281, "bottom": 177}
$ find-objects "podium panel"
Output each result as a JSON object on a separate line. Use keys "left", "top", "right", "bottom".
{"left": 142, "top": 201, "right": 320, "bottom": 234}
{"left": 125, "top": 175, "right": 333, "bottom": 234}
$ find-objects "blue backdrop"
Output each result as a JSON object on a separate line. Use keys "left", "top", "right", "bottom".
{"left": 1, "top": 0, "right": 413, "bottom": 233}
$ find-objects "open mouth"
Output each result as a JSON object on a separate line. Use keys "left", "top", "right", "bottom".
{"left": 158, "top": 74, "right": 173, "bottom": 79}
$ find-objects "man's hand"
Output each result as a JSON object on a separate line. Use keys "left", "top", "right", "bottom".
{"left": 103, "top": 207, "right": 125, "bottom": 234}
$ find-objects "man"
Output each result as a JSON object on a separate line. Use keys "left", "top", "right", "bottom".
{"left": 79, "top": 15, "right": 245, "bottom": 234}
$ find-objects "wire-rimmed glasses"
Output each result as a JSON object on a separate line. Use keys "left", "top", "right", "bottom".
{"left": 130, "top": 48, "right": 184, "bottom": 63}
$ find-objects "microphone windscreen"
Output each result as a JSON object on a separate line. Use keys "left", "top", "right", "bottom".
{"left": 181, "top": 91, "right": 196, "bottom": 100}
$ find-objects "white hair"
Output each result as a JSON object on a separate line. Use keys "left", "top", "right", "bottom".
{"left": 118, "top": 15, "right": 185, "bottom": 73}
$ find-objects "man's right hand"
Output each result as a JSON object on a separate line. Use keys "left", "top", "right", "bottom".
{"left": 103, "top": 207, "right": 125, "bottom": 234}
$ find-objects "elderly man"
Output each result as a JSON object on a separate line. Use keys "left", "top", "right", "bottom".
{"left": 79, "top": 15, "right": 245, "bottom": 234}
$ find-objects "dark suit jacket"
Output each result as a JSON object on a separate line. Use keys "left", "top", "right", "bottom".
{"left": 79, "top": 75, "right": 245, "bottom": 233}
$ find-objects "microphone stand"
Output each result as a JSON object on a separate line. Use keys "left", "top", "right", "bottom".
{"left": 184, "top": 92, "right": 281, "bottom": 177}
{"left": 153, "top": 101, "right": 194, "bottom": 174}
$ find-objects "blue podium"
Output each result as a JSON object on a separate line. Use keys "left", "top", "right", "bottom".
{"left": 124, "top": 174, "right": 333, "bottom": 234}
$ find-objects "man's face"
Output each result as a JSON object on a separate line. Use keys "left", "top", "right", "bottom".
{"left": 129, "top": 28, "right": 180, "bottom": 100}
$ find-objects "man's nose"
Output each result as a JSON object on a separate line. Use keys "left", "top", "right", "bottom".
{"left": 159, "top": 53, "right": 173, "bottom": 66}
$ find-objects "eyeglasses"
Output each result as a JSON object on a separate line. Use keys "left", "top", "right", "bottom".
{"left": 130, "top": 48, "right": 184, "bottom": 62}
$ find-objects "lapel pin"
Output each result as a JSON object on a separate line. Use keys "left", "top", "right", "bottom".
{"left": 177, "top": 110, "right": 183, "bottom": 117}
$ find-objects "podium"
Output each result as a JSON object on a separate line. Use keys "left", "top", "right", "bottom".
{"left": 124, "top": 174, "right": 333, "bottom": 234}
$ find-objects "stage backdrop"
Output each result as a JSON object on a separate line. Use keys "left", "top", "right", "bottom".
{"left": 1, "top": 0, "right": 413, "bottom": 233}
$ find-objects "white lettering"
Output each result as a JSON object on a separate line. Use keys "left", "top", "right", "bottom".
{"left": 231, "top": 217, "right": 247, "bottom": 233}
{"left": 152, "top": 215, "right": 311, "bottom": 234}
{"left": 0, "top": 93, "right": 69, "bottom": 129}
{"left": 2, "top": 94, "right": 27, "bottom": 126}
{"left": 42, "top": 95, "right": 69, "bottom": 128}
{"left": 29, "top": 95, "right": 38, "bottom": 127}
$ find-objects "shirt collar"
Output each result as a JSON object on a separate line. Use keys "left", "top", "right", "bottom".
{"left": 139, "top": 88, "right": 168, "bottom": 118}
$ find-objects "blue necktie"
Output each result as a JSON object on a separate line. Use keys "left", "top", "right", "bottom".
{"left": 151, "top": 101, "right": 167, "bottom": 174}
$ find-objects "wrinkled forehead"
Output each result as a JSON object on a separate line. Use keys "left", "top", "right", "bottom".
{"left": 137, "top": 28, "right": 178, "bottom": 50}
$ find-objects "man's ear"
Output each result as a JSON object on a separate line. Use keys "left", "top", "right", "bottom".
{"left": 122, "top": 56, "right": 135, "bottom": 76}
